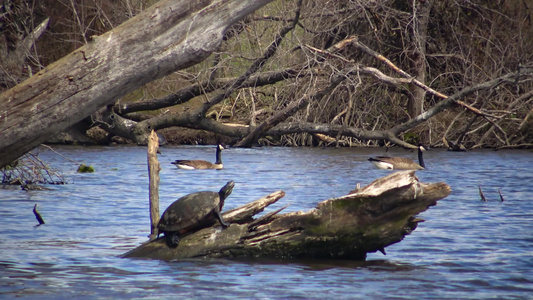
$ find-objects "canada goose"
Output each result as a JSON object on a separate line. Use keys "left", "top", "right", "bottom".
{"left": 368, "top": 144, "right": 427, "bottom": 170}
{"left": 171, "top": 144, "right": 226, "bottom": 170}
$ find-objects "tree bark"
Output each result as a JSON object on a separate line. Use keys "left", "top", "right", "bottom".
{"left": 407, "top": 0, "right": 433, "bottom": 118}
{"left": 147, "top": 130, "right": 161, "bottom": 240}
{"left": 0, "top": 0, "right": 274, "bottom": 169}
{"left": 0, "top": 6, "right": 50, "bottom": 89}
{"left": 122, "top": 170, "right": 451, "bottom": 260}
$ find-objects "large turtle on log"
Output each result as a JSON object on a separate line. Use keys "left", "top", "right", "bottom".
{"left": 157, "top": 181, "right": 235, "bottom": 248}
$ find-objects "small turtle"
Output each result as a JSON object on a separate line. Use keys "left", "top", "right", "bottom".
{"left": 157, "top": 181, "right": 234, "bottom": 248}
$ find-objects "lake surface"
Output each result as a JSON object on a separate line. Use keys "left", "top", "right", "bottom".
{"left": 1, "top": 145, "right": 532, "bottom": 299}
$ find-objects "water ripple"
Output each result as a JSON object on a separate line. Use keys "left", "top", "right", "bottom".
{"left": 1, "top": 146, "right": 532, "bottom": 299}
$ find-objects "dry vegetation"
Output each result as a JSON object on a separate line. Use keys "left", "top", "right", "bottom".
{"left": 1, "top": 0, "right": 533, "bottom": 149}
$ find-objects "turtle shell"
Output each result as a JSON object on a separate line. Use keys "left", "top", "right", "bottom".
{"left": 158, "top": 191, "right": 221, "bottom": 234}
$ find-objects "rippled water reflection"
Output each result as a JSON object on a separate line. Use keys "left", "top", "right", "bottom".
{"left": 1, "top": 145, "right": 532, "bottom": 299}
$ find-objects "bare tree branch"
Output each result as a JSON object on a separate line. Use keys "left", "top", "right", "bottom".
{"left": 113, "top": 68, "right": 314, "bottom": 115}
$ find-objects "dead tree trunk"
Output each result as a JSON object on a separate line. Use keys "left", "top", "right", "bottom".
{"left": 0, "top": 5, "right": 50, "bottom": 89}
{"left": 123, "top": 170, "right": 451, "bottom": 260}
{"left": 0, "top": 0, "right": 274, "bottom": 169}
{"left": 147, "top": 130, "right": 161, "bottom": 240}
{"left": 407, "top": 0, "right": 432, "bottom": 118}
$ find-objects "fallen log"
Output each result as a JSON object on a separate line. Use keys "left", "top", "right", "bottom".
{"left": 0, "top": 0, "right": 274, "bottom": 169}
{"left": 123, "top": 170, "right": 451, "bottom": 260}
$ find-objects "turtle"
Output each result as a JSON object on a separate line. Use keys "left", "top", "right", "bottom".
{"left": 157, "top": 180, "right": 235, "bottom": 248}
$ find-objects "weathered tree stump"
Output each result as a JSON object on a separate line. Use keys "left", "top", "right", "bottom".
{"left": 123, "top": 171, "right": 451, "bottom": 260}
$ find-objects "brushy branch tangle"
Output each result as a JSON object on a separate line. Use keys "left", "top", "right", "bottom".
{"left": 9, "top": 0, "right": 530, "bottom": 148}
{"left": 296, "top": 27, "right": 531, "bottom": 144}
{"left": 1, "top": 152, "right": 65, "bottom": 185}
{"left": 294, "top": 35, "right": 532, "bottom": 148}
{"left": 110, "top": 0, "right": 305, "bottom": 133}
{"left": 202, "top": 0, "right": 303, "bottom": 115}
{"left": 95, "top": 1, "right": 532, "bottom": 149}
{"left": 292, "top": 1, "right": 532, "bottom": 147}
{"left": 363, "top": 38, "right": 531, "bottom": 123}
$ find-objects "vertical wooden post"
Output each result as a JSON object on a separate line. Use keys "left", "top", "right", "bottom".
{"left": 147, "top": 130, "right": 161, "bottom": 240}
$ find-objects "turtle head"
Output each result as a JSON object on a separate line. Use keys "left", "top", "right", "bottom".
{"left": 219, "top": 180, "right": 235, "bottom": 200}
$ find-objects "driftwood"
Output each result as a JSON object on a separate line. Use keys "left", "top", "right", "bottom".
{"left": 123, "top": 171, "right": 451, "bottom": 260}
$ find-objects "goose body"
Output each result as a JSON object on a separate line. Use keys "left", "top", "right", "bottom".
{"left": 368, "top": 144, "right": 427, "bottom": 170}
{"left": 172, "top": 144, "right": 226, "bottom": 170}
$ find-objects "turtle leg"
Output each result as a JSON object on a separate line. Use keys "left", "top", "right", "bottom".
{"left": 165, "top": 232, "right": 180, "bottom": 248}
{"left": 214, "top": 208, "right": 230, "bottom": 228}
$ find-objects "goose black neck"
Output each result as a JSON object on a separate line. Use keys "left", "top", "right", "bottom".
{"left": 215, "top": 146, "right": 223, "bottom": 164}
{"left": 418, "top": 147, "right": 425, "bottom": 168}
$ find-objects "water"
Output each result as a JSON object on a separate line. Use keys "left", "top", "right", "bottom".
{"left": 1, "top": 145, "right": 532, "bottom": 299}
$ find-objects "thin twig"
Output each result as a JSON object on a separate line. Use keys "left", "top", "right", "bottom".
{"left": 40, "top": 144, "right": 80, "bottom": 164}
{"left": 204, "top": 0, "right": 304, "bottom": 115}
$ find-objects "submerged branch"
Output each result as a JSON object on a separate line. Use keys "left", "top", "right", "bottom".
{"left": 1, "top": 152, "right": 65, "bottom": 185}
{"left": 33, "top": 204, "right": 45, "bottom": 225}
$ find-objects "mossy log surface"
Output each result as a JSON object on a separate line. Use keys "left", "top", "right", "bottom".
{"left": 122, "top": 171, "right": 451, "bottom": 260}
